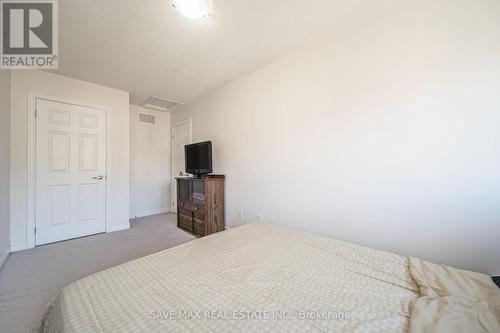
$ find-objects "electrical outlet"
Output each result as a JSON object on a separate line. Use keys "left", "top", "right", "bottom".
{"left": 237, "top": 209, "right": 244, "bottom": 221}
{"left": 257, "top": 214, "right": 264, "bottom": 222}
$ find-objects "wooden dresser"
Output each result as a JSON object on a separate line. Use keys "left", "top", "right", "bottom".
{"left": 176, "top": 175, "right": 225, "bottom": 237}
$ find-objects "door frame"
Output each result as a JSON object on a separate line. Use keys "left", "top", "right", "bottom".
{"left": 27, "top": 93, "right": 112, "bottom": 248}
{"left": 170, "top": 119, "right": 192, "bottom": 212}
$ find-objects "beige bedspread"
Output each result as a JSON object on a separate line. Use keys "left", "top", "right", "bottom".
{"left": 40, "top": 223, "right": 499, "bottom": 332}
{"left": 408, "top": 258, "right": 500, "bottom": 333}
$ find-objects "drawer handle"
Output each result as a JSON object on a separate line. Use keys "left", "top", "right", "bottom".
{"left": 194, "top": 207, "right": 198, "bottom": 211}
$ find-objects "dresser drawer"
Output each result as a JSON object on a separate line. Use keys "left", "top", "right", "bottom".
{"left": 179, "top": 200, "right": 204, "bottom": 214}
{"left": 193, "top": 205, "right": 205, "bottom": 219}
{"left": 178, "top": 213, "right": 193, "bottom": 232}
{"left": 193, "top": 219, "right": 206, "bottom": 236}
{"left": 178, "top": 207, "right": 192, "bottom": 218}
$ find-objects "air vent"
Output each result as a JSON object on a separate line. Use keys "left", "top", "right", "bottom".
{"left": 138, "top": 113, "right": 156, "bottom": 124}
{"left": 140, "top": 96, "right": 182, "bottom": 112}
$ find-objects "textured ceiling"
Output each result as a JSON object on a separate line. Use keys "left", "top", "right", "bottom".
{"left": 54, "top": 0, "right": 400, "bottom": 106}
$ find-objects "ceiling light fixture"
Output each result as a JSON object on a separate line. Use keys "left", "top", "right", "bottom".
{"left": 171, "top": 0, "right": 210, "bottom": 19}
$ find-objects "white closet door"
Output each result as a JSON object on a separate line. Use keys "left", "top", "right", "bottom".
{"left": 35, "top": 99, "right": 106, "bottom": 245}
{"left": 171, "top": 121, "right": 191, "bottom": 212}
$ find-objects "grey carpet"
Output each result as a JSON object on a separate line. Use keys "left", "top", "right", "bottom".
{"left": 0, "top": 213, "right": 194, "bottom": 333}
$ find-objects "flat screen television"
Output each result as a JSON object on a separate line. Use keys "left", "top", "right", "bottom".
{"left": 185, "top": 141, "right": 213, "bottom": 177}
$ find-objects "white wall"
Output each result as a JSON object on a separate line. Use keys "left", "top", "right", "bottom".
{"left": 172, "top": 0, "right": 500, "bottom": 275}
{"left": 0, "top": 70, "right": 11, "bottom": 268}
{"left": 130, "top": 106, "right": 171, "bottom": 218}
{"left": 10, "top": 71, "right": 130, "bottom": 251}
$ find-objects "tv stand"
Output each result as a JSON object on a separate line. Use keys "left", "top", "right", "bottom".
{"left": 176, "top": 175, "right": 225, "bottom": 237}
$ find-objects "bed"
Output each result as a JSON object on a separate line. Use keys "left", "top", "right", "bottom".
{"left": 41, "top": 223, "right": 500, "bottom": 332}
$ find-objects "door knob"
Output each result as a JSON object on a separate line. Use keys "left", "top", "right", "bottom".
{"left": 93, "top": 175, "right": 104, "bottom": 180}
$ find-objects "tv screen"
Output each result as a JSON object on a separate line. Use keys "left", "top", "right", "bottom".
{"left": 185, "top": 141, "right": 212, "bottom": 176}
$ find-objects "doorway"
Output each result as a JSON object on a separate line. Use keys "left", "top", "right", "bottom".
{"left": 171, "top": 120, "right": 192, "bottom": 212}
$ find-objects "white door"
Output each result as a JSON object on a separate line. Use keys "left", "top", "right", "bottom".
{"left": 171, "top": 121, "right": 191, "bottom": 212}
{"left": 35, "top": 99, "right": 106, "bottom": 245}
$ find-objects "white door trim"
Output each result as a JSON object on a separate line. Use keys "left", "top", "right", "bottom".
{"left": 170, "top": 119, "right": 192, "bottom": 211}
{"left": 172, "top": 119, "right": 192, "bottom": 142}
{"left": 27, "top": 92, "right": 113, "bottom": 249}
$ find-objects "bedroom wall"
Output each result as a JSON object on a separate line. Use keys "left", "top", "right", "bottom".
{"left": 129, "top": 106, "right": 172, "bottom": 218}
{"left": 10, "top": 70, "right": 130, "bottom": 251}
{"left": 0, "top": 70, "right": 11, "bottom": 268}
{"left": 172, "top": 0, "right": 500, "bottom": 275}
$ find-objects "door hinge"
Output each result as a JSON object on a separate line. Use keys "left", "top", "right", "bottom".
{"left": 34, "top": 109, "right": 37, "bottom": 117}
{"left": 34, "top": 227, "right": 37, "bottom": 234}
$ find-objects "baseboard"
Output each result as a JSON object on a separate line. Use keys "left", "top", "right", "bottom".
{"left": 10, "top": 243, "right": 28, "bottom": 252}
{"left": 0, "top": 245, "right": 11, "bottom": 271}
{"left": 129, "top": 208, "right": 171, "bottom": 219}
{"left": 107, "top": 222, "right": 130, "bottom": 233}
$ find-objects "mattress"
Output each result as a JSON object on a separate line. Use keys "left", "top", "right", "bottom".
{"left": 40, "top": 223, "right": 500, "bottom": 333}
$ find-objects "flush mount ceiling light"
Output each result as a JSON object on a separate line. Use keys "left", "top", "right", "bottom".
{"left": 171, "top": 0, "right": 211, "bottom": 19}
